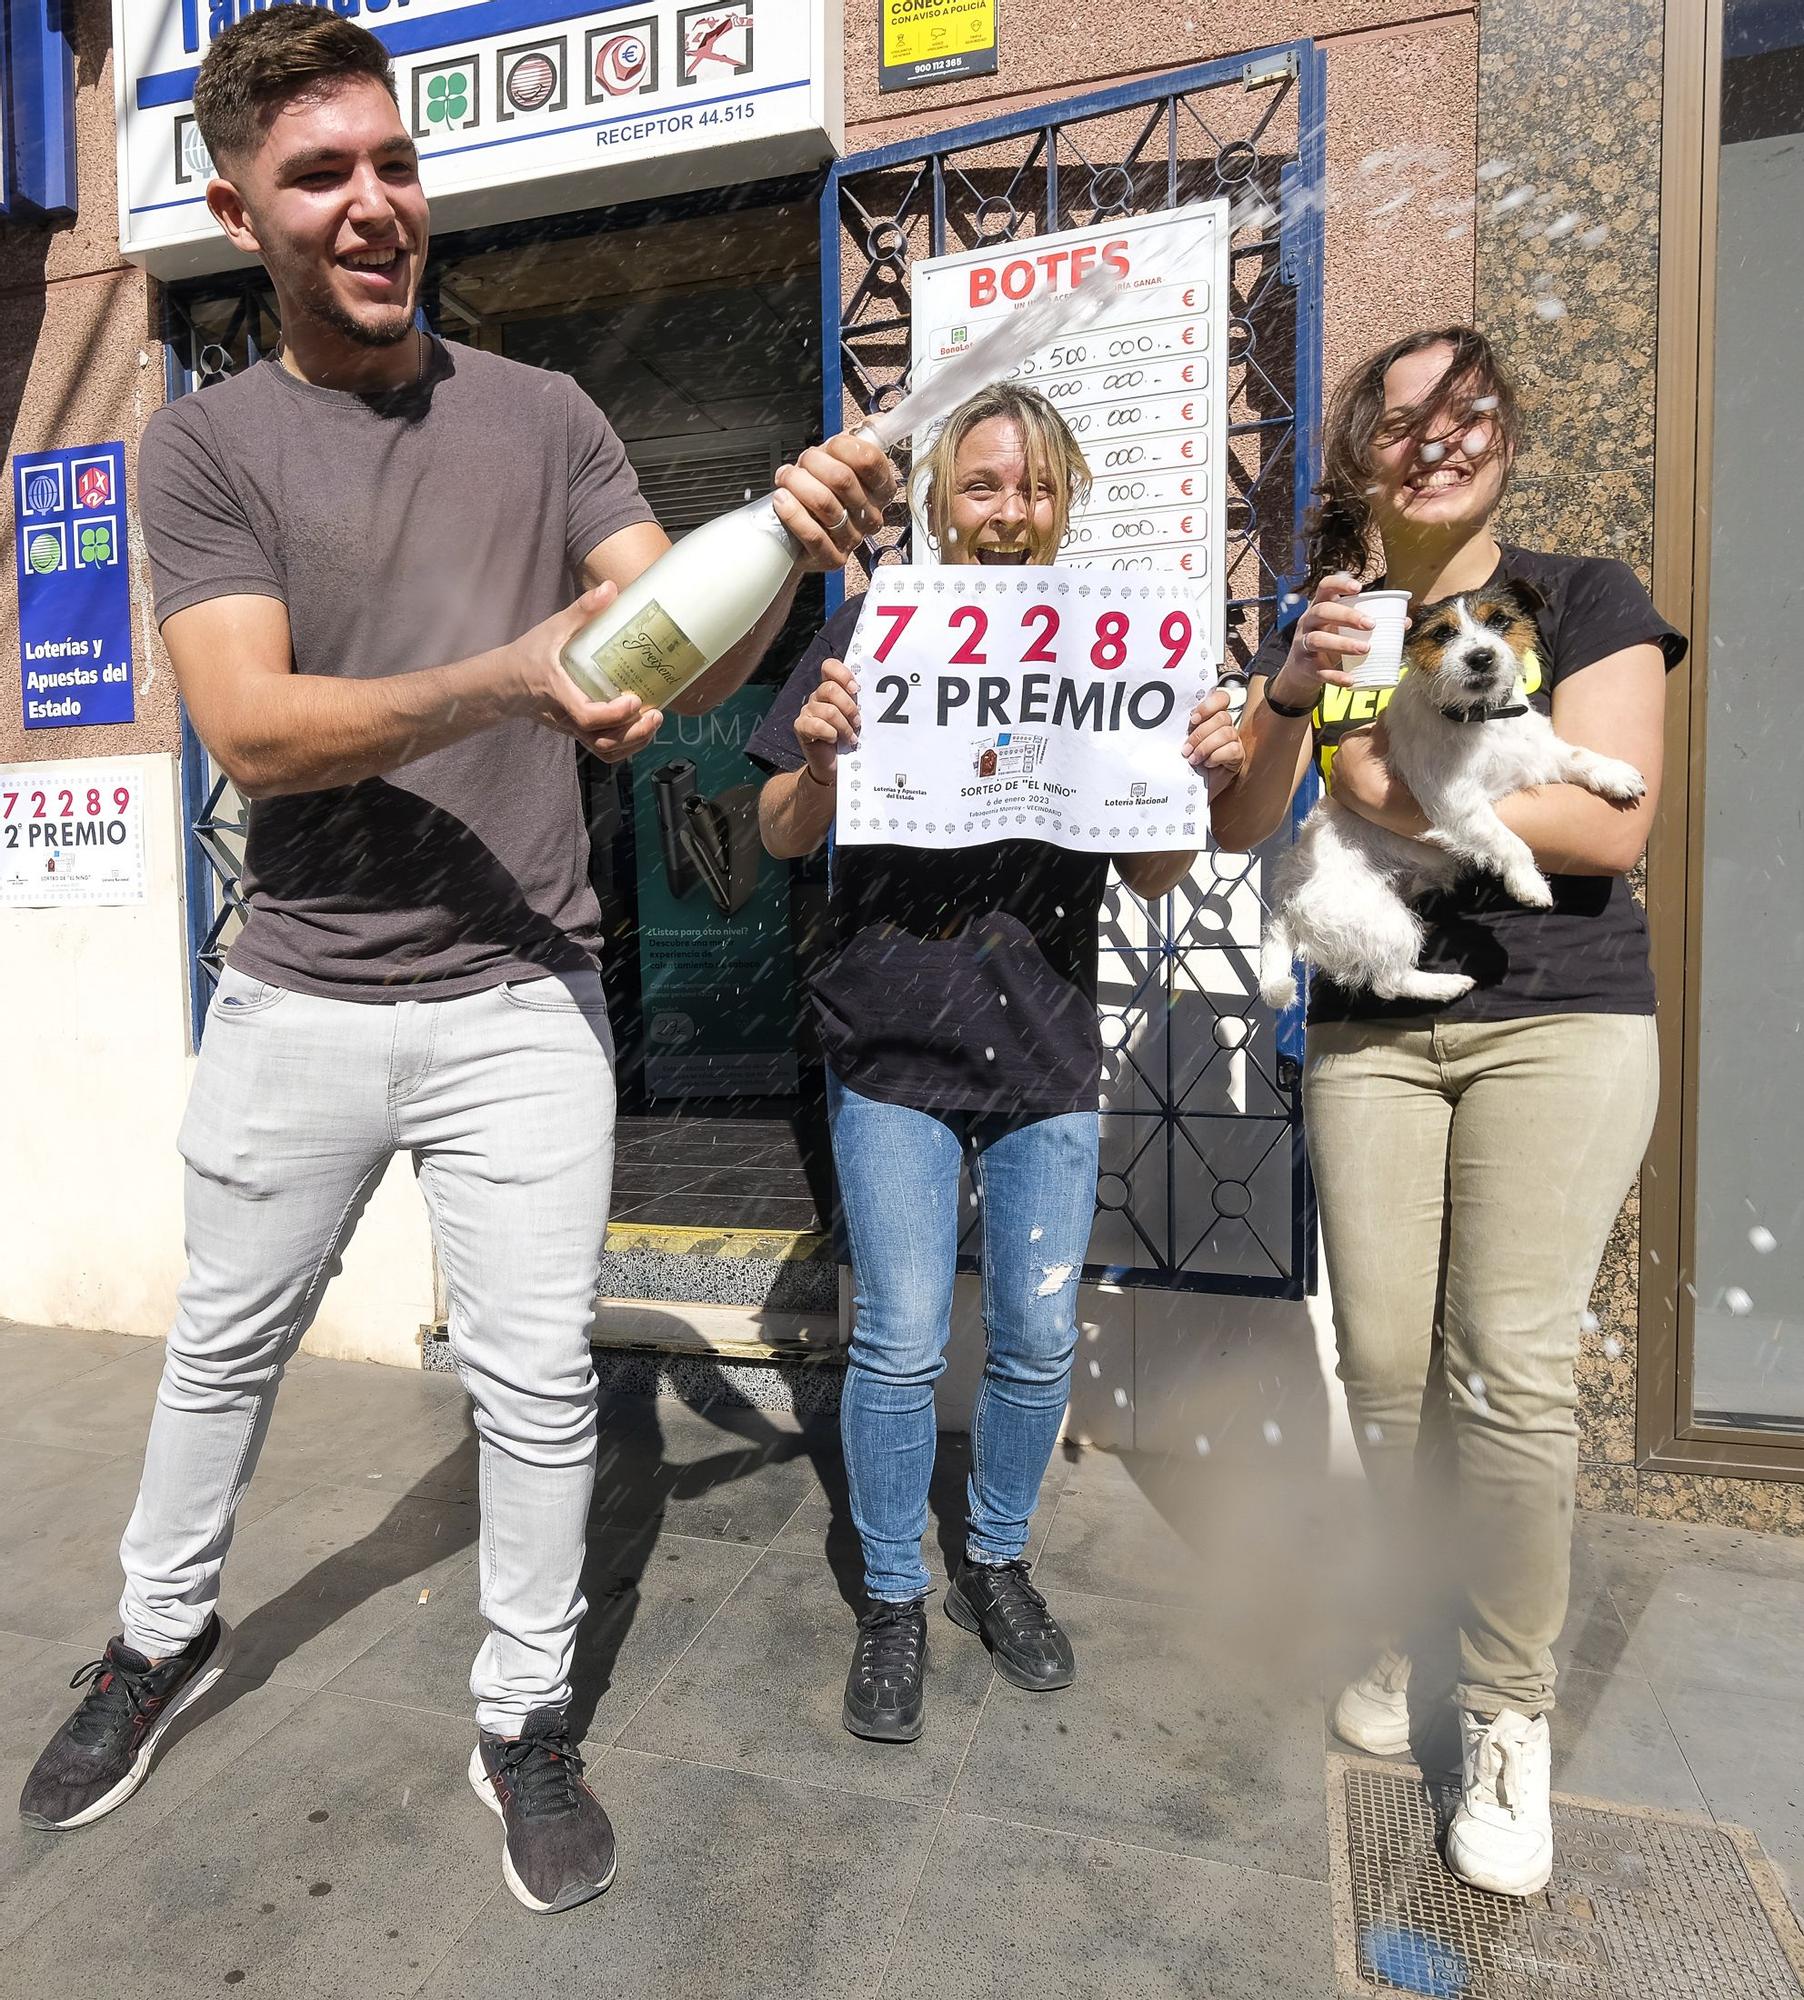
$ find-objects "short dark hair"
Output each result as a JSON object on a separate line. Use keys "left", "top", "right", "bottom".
{"left": 193, "top": 4, "right": 397, "bottom": 169}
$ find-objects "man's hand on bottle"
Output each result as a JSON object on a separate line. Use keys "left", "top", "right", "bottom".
{"left": 793, "top": 657, "right": 860, "bottom": 785}
{"left": 772, "top": 433, "right": 900, "bottom": 573}
{"left": 505, "top": 583, "right": 664, "bottom": 763}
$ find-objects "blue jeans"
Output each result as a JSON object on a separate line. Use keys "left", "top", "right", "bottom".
{"left": 827, "top": 1072, "right": 1099, "bottom": 1602}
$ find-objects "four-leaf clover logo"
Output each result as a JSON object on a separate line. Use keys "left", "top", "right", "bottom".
{"left": 79, "top": 523, "right": 113, "bottom": 565}
{"left": 425, "top": 70, "right": 470, "bottom": 125}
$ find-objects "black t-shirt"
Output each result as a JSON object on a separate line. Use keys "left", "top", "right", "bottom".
{"left": 1248, "top": 545, "right": 1688, "bottom": 1025}
{"left": 746, "top": 596, "right": 1112, "bottom": 1116}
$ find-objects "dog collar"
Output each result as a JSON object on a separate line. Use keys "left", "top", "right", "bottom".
{"left": 1446, "top": 701, "right": 1528, "bottom": 723}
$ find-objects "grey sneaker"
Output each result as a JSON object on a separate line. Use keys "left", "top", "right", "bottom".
{"left": 469, "top": 1708, "right": 616, "bottom": 1914}
{"left": 20, "top": 1615, "right": 232, "bottom": 1830}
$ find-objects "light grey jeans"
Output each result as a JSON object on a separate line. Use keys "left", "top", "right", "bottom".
{"left": 118, "top": 963, "right": 616, "bottom": 1734}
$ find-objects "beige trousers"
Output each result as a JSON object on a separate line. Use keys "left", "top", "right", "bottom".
{"left": 1304, "top": 1012, "right": 1658, "bottom": 1716}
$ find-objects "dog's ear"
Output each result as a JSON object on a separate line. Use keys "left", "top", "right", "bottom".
{"left": 1500, "top": 576, "right": 1546, "bottom": 618}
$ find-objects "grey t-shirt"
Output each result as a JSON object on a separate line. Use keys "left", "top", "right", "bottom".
{"left": 138, "top": 339, "right": 655, "bottom": 1001}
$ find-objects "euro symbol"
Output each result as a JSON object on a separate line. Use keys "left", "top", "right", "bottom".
{"left": 1182, "top": 289, "right": 1196, "bottom": 306}
{"left": 1181, "top": 403, "right": 1194, "bottom": 420}
{"left": 1181, "top": 516, "right": 1193, "bottom": 534}
{"left": 1183, "top": 365, "right": 1195, "bottom": 383}
{"left": 1181, "top": 478, "right": 1194, "bottom": 495}
{"left": 1182, "top": 326, "right": 1196, "bottom": 345}
{"left": 1181, "top": 441, "right": 1195, "bottom": 459}
{"left": 1181, "top": 554, "right": 1194, "bottom": 571}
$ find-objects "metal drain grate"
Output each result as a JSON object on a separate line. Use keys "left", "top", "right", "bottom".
{"left": 1328, "top": 1756, "right": 1804, "bottom": 1999}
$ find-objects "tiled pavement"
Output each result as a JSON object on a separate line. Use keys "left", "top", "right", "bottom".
{"left": 609, "top": 1115, "right": 823, "bottom": 1230}
{"left": 3, "top": 1318, "right": 1803, "bottom": 1998}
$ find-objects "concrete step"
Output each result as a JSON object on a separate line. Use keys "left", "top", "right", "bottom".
{"left": 597, "top": 1220, "right": 838, "bottom": 1315}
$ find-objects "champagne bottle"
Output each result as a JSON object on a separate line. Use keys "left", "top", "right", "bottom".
{"left": 559, "top": 496, "right": 804, "bottom": 704}
{"left": 559, "top": 256, "right": 1134, "bottom": 707}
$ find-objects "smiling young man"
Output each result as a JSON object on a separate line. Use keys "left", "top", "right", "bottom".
{"left": 16, "top": 6, "right": 892, "bottom": 1915}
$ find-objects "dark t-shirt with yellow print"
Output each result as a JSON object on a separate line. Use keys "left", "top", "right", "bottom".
{"left": 1248, "top": 544, "right": 1687, "bottom": 1025}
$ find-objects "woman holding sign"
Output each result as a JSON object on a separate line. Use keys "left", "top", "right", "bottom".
{"left": 749, "top": 383, "right": 1243, "bottom": 1743}
{"left": 1214, "top": 328, "right": 1683, "bottom": 1896}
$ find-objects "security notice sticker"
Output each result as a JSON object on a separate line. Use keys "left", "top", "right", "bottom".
{"left": 2, "top": 759, "right": 147, "bottom": 907}
{"left": 878, "top": 0, "right": 996, "bottom": 89}
{"left": 835, "top": 567, "right": 1214, "bottom": 852}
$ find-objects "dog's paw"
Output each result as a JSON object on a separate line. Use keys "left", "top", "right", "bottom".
{"left": 1260, "top": 973, "right": 1299, "bottom": 1011}
{"left": 1378, "top": 969, "right": 1475, "bottom": 1003}
{"left": 1587, "top": 759, "right": 1646, "bottom": 804}
{"left": 1413, "top": 972, "right": 1476, "bottom": 1002}
{"left": 1504, "top": 866, "right": 1555, "bottom": 909}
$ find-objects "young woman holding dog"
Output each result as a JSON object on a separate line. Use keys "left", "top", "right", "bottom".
{"left": 1212, "top": 327, "right": 1685, "bottom": 1896}
{"left": 749, "top": 383, "right": 1243, "bottom": 1744}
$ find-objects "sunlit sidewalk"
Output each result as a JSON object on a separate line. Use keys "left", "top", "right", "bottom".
{"left": 2, "top": 1317, "right": 1801, "bottom": 1999}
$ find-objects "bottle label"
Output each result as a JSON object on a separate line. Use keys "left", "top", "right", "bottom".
{"left": 579, "top": 599, "right": 707, "bottom": 704}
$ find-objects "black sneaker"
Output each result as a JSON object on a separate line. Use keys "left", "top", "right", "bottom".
{"left": 842, "top": 1597, "right": 928, "bottom": 1743}
{"left": 945, "top": 1558, "right": 1075, "bottom": 1691}
{"left": 469, "top": 1708, "right": 616, "bottom": 1914}
{"left": 19, "top": 1614, "right": 232, "bottom": 1830}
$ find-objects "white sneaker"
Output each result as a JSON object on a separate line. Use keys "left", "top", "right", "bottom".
{"left": 1332, "top": 1648, "right": 1412, "bottom": 1756}
{"left": 1445, "top": 1706, "right": 1554, "bottom": 1897}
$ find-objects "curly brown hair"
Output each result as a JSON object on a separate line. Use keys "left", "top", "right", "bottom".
{"left": 194, "top": 5, "right": 396, "bottom": 170}
{"left": 1304, "top": 326, "right": 1521, "bottom": 586}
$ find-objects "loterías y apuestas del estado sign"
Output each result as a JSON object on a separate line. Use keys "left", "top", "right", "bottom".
{"left": 111, "top": 0, "right": 841, "bottom": 279}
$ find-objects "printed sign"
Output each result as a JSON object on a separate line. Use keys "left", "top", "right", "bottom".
{"left": 835, "top": 568, "right": 1214, "bottom": 853}
{"left": 2, "top": 759, "right": 148, "bottom": 907}
{"left": 909, "top": 205, "right": 1231, "bottom": 667}
{"left": 112, "top": 1, "right": 838, "bottom": 279}
{"left": 12, "top": 443, "right": 134, "bottom": 731}
{"left": 878, "top": 0, "right": 996, "bottom": 90}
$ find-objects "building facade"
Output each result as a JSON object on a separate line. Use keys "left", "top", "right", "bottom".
{"left": 2, "top": 0, "right": 1797, "bottom": 1528}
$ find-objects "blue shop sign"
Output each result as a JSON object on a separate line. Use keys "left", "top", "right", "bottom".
{"left": 13, "top": 443, "right": 135, "bottom": 730}
{"left": 1, "top": 0, "right": 79, "bottom": 217}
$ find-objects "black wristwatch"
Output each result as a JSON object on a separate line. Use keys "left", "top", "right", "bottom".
{"left": 1262, "top": 685, "right": 1316, "bottom": 720}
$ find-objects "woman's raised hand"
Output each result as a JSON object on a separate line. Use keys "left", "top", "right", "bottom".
{"left": 793, "top": 656, "right": 861, "bottom": 786}
{"left": 1264, "top": 573, "right": 1383, "bottom": 713}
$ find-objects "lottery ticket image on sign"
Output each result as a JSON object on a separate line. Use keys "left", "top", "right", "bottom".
{"left": 2, "top": 761, "right": 148, "bottom": 908}
{"left": 908, "top": 203, "right": 1231, "bottom": 666}
{"left": 835, "top": 568, "right": 1215, "bottom": 854}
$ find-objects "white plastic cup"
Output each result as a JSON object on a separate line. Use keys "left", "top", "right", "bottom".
{"left": 1344, "top": 588, "right": 1411, "bottom": 689}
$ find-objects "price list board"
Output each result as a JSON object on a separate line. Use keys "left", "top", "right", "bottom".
{"left": 909, "top": 204, "right": 1230, "bottom": 666}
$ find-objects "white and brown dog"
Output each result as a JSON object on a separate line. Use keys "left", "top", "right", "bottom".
{"left": 1259, "top": 580, "right": 1646, "bottom": 1008}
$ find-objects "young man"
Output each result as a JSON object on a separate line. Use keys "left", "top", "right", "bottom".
{"left": 17, "top": 6, "right": 892, "bottom": 1916}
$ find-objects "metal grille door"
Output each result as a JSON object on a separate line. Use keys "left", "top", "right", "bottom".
{"left": 821, "top": 43, "right": 1325, "bottom": 1296}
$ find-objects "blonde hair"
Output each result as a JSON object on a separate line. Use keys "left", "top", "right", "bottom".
{"left": 911, "top": 382, "right": 1092, "bottom": 565}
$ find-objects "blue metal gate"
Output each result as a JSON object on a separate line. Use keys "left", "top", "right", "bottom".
{"left": 821, "top": 42, "right": 1324, "bottom": 1297}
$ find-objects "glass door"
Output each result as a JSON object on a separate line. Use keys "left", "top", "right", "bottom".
{"left": 1647, "top": 0, "right": 1804, "bottom": 1469}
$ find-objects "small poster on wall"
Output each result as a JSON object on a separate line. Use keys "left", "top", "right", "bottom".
{"left": 878, "top": 0, "right": 997, "bottom": 90}
{"left": 2, "top": 758, "right": 148, "bottom": 908}
{"left": 12, "top": 442, "right": 134, "bottom": 730}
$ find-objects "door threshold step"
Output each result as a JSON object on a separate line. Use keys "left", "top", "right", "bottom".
{"left": 592, "top": 1299, "right": 843, "bottom": 1358}
{"left": 599, "top": 1221, "right": 837, "bottom": 1313}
